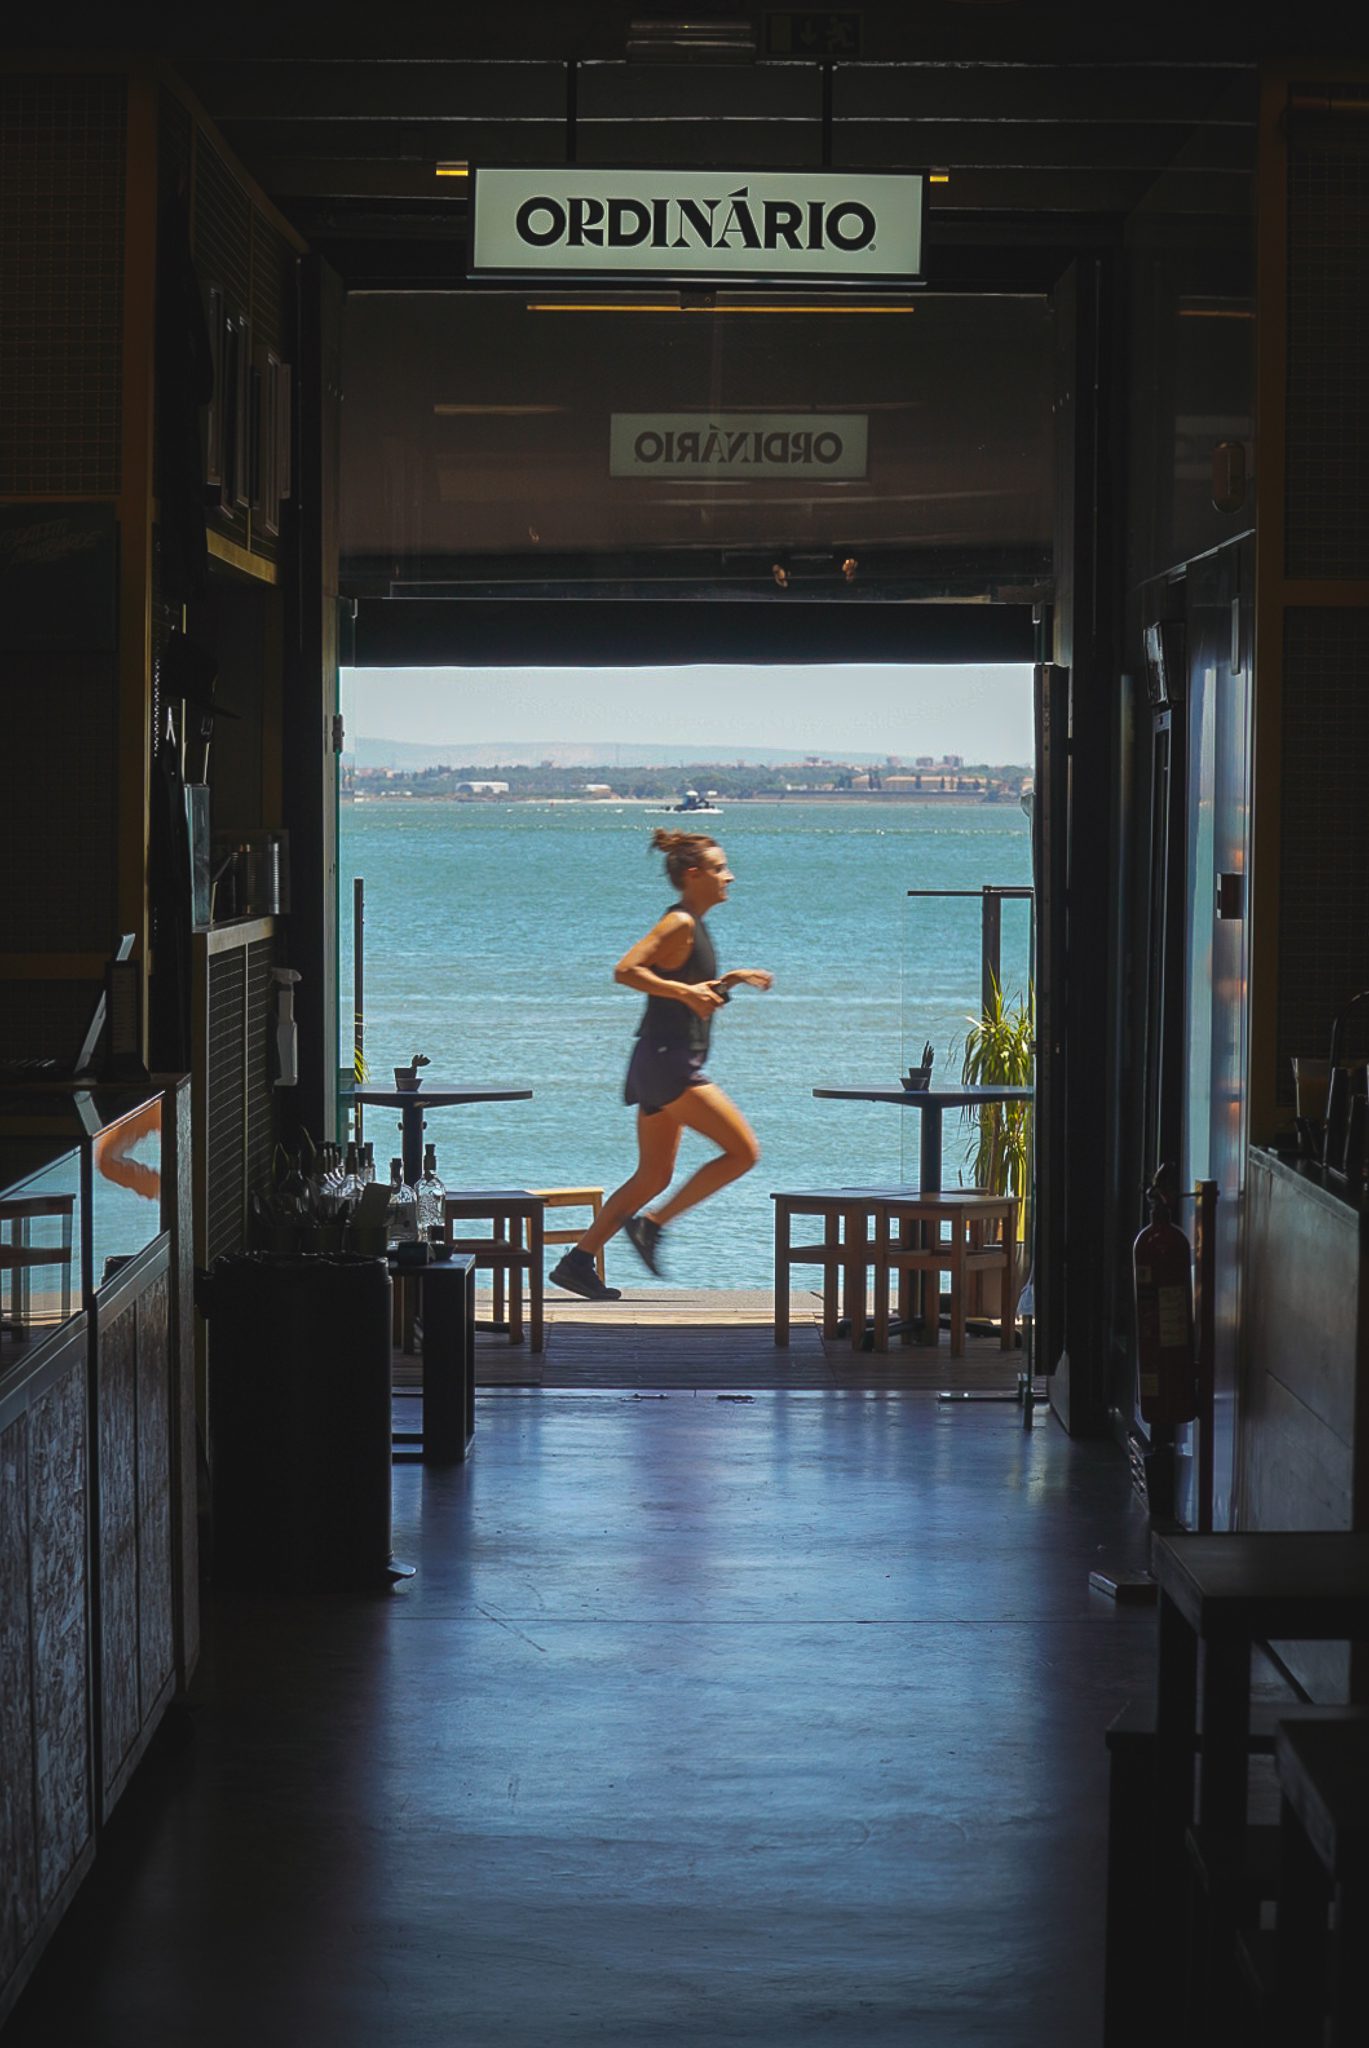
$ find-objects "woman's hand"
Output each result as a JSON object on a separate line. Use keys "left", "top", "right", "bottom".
{"left": 681, "top": 982, "right": 728, "bottom": 1020}
{"left": 719, "top": 969, "right": 774, "bottom": 993}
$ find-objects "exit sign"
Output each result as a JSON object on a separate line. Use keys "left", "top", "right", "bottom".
{"left": 766, "top": 12, "right": 862, "bottom": 57}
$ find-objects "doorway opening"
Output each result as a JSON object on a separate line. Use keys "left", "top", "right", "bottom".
{"left": 337, "top": 657, "right": 1036, "bottom": 1388}
{"left": 333, "top": 280, "right": 1053, "bottom": 1387}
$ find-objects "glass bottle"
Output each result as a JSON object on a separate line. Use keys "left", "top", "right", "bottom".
{"left": 309, "top": 1143, "right": 340, "bottom": 1216}
{"left": 386, "top": 1157, "right": 418, "bottom": 1249}
{"left": 416, "top": 1142, "right": 447, "bottom": 1241}
{"left": 337, "top": 1142, "right": 362, "bottom": 1212}
{"left": 360, "top": 1141, "right": 376, "bottom": 1186}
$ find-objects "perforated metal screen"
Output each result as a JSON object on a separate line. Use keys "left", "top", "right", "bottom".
{"left": 1277, "top": 606, "right": 1369, "bottom": 1101}
{"left": 205, "top": 933, "right": 276, "bottom": 1261}
{"left": 0, "top": 73, "right": 126, "bottom": 495}
{"left": 1286, "top": 103, "right": 1369, "bottom": 578}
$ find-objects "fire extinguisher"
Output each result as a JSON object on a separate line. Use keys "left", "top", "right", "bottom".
{"left": 1132, "top": 1167, "right": 1198, "bottom": 1427}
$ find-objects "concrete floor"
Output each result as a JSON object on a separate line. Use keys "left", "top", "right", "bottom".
{"left": 9, "top": 1390, "right": 1156, "bottom": 2047}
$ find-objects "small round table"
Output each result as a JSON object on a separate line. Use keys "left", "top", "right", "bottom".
{"left": 342, "top": 1085, "right": 532, "bottom": 1187}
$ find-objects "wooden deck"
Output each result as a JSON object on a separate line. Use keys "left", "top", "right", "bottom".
{"left": 460, "top": 1287, "right": 1027, "bottom": 1393}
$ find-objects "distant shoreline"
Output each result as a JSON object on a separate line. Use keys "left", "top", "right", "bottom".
{"left": 345, "top": 790, "right": 1026, "bottom": 807}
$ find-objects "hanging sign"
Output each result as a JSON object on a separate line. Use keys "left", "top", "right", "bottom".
{"left": 470, "top": 169, "right": 924, "bottom": 285}
{"left": 611, "top": 412, "right": 868, "bottom": 480}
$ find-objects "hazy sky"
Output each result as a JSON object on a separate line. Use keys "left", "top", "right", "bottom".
{"left": 342, "top": 663, "right": 1034, "bottom": 761}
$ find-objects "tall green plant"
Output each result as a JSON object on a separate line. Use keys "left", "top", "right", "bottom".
{"left": 959, "top": 976, "right": 1035, "bottom": 1207}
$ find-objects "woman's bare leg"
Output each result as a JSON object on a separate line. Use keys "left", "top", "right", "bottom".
{"left": 577, "top": 1109, "right": 682, "bottom": 1256}
{"left": 647, "top": 1084, "right": 760, "bottom": 1228}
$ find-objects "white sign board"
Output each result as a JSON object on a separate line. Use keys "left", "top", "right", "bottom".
{"left": 471, "top": 169, "right": 924, "bottom": 285}
{"left": 611, "top": 413, "right": 868, "bottom": 480}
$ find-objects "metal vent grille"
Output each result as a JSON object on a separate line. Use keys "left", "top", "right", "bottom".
{"left": 159, "top": 86, "right": 191, "bottom": 205}
{"left": 204, "top": 933, "right": 277, "bottom": 1261}
{"left": 245, "top": 937, "right": 276, "bottom": 1199}
{"left": 193, "top": 135, "right": 251, "bottom": 546}
{"left": 248, "top": 212, "right": 295, "bottom": 565}
{"left": 206, "top": 950, "right": 246, "bottom": 1261}
{"left": 1277, "top": 606, "right": 1369, "bottom": 1103}
{"left": 0, "top": 73, "right": 126, "bottom": 494}
{"left": 250, "top": 211, "right": 287, "bottom": 359}
{"left": 193, "top": 134, "right": 250, "bottom": 317}
{"left": 0, "top": 653, "right": 118, "bottom": 951}
{"left": 1286, "top": 108, "right": 1369, "bottom": 578}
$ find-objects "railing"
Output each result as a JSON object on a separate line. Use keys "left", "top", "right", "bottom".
{"left": 905, "top": 885, "right": 1034, "bottom": 1012}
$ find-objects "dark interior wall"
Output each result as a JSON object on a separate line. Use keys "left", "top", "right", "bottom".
{"left": 200, "top": 575, "right": 277, "bottom": 843}
{"left": 1269, "top": 99, "right": 1369, "bottom": 1117}
{"left": 339, "top": 291, "right": 1055, "bottom": 585}
{"left": 1110, "top": 104, "right": 1257, "bottom": 1440}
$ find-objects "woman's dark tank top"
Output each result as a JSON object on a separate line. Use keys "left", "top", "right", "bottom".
{"left": 638, "top": 909, "right": 719, "bottom": 1056}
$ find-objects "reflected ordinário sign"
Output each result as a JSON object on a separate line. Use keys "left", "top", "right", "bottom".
{"left": 610, "top": 413, "right": 868, "bottom": 480}
{"left": 470, "top": 169, "right": 924, "bottom": 284}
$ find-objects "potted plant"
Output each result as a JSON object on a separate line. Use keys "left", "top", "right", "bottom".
{"left": 958, "top": 977, "right": 1035, "bottom": 1315}
{"left": 393, "top": 1052, "right": 430, "bottom": 1092}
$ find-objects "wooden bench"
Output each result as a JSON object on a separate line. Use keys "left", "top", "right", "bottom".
{"left": 771, "top": 1188, "right": 888, "bottom": 1347}
{"left": 1268, "top": 1715, "right": 1369, "bottom": 2046}
{"left": 443, "top": 1191, "right": 545, "bottom": 1352}
{"left": 529, "top": 1185, "right": 605, "bottom": 1284}
{"left": 871, "top": 1190, "right": 1017, "bottom": 1355}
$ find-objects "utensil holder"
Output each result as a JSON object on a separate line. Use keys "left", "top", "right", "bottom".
{"left": 1322, "top": 990, "right": 1369, "bottom": 1177}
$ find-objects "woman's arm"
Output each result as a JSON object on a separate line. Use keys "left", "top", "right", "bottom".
{"left": 715, "top": 969, "right": 774, "bottom": 992}
{"left": 615, "top": 911, "right": 725, "bottom": 1020}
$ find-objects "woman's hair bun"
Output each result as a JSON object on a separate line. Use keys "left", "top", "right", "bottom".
{"left": 650, "top": 826, "right": 719, "bottom": 885}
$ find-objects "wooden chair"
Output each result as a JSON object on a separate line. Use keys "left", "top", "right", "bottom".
{"left": 442, "top": 1191, "right": 545, "bottom": 1353}
{"left": 529, "top": 1185, "right": 605, "bottom": 1283}
{"left": 771, "top": 1188, "right": 888, "bottom": 1348}
{"left": 871, "top": 1190, "right": 1018, "bottom": 1355}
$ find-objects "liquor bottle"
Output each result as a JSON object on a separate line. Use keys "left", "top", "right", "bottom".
{"left": 309, "top": 1143, "right": 341, "bottom": 1216}
{"left": 386, "top": 1157, "right": 418, "bottom": 1249}
{"left": 416, "top": 1142, "right": 447, "bottom": 1241}
{"left": 360, "top": 1141, "right": 376, "bottom": 1185}
{"left": 337, "top": 1142, "right": 362, "bottom": 1211}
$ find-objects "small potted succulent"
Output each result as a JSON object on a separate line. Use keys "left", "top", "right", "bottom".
{"left": 393, "top": 1052, "right": 430, "bottom": 1092}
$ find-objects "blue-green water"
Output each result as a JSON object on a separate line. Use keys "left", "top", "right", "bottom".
{"left": 339, "top": 801, "right": 1032, "bottom": 1289}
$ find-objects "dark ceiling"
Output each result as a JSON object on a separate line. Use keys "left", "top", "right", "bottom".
{"left": 12, "top": 4, "right": 1330, "bottom": 290}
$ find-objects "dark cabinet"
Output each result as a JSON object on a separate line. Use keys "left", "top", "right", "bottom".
{"left": 0, "top": 1314, "right": 96, "bottom": 2021}
{"left": 0, "top": 1085, "right": 192, "bottom": 2026}
{"left": 96, "top": 1244, "right": 176, "bottom": 1818}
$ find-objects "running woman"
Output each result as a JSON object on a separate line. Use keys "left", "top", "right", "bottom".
{"left": 549, "top": 829, "right": 773, "bottom": 1299}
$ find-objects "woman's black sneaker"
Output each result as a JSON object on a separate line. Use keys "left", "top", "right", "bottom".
{"left": 549, "top": 1248, "right": 622, "bottom": 1301}
{"left": 624, "top": 1214, "right": 665, "bottom": 1276}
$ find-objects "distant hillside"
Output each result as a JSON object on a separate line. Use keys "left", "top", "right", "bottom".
{"left": 350, "top": 736, "right": 978, "bottom": 771}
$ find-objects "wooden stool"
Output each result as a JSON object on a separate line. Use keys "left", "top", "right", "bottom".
{"left": 1271, "top": 1716, "right": 1369, "bottom": 2047}
{"left": 529, "top": 1186, "right": 605, "bottom": 1283}
{"left": 871, "top": 1190, "right": 1017, "bottom": 1355}
{"left": 771, "top": 1188, "right": 887, "bottom": 1348}
{"left": 442, "top": 1190, "right": 545, "bottom": 1353}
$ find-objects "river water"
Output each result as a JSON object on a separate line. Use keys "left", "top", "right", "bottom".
{"left": 339, "top": 798, "right": 1032, "bottom": 1290}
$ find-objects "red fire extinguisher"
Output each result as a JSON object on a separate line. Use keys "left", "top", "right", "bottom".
{"left": 1132, "top": 1168, "right": 1198, "bottom": 1427}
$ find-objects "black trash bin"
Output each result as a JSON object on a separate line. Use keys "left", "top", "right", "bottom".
{"left": 202, "top": 1252, "right": 392, "bottom": 1591}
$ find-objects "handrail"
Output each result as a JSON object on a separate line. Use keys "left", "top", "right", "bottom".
{"left": 906, "top": 885, "right": 1035, "bottom": 1014}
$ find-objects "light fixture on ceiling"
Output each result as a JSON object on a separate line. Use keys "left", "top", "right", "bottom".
{"left": 772, "top": 563, "right": 790, "bottom": 590}
{"left": 432, "top": 404, "right": 565, "bottom": 416}
{"left": 626, "top": 16, "right": 757, "bottom": 61}
{"left": 434, "top": 162, "right": 470, "bottom": 179}
{"left": 841, "top": 557, "right": 858, "bottom": 584}
{"left": 524, "top": 299, "right": 917, "bottom": 316}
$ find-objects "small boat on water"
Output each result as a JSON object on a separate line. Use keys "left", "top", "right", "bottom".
{"left": 661, "top": 789, "right": 722, "bottom": 816}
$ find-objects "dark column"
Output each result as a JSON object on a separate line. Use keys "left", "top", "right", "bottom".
{"left": 1049, "top": 254, "right": 1126, "bottom": 1436}
{"left": 282, "top": 256, "right": 344, "bottom": 1144}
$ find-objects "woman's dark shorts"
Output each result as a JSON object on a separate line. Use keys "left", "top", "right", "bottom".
{"left": 624, "top": 1037, "right": 709, "bottom": 1114}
